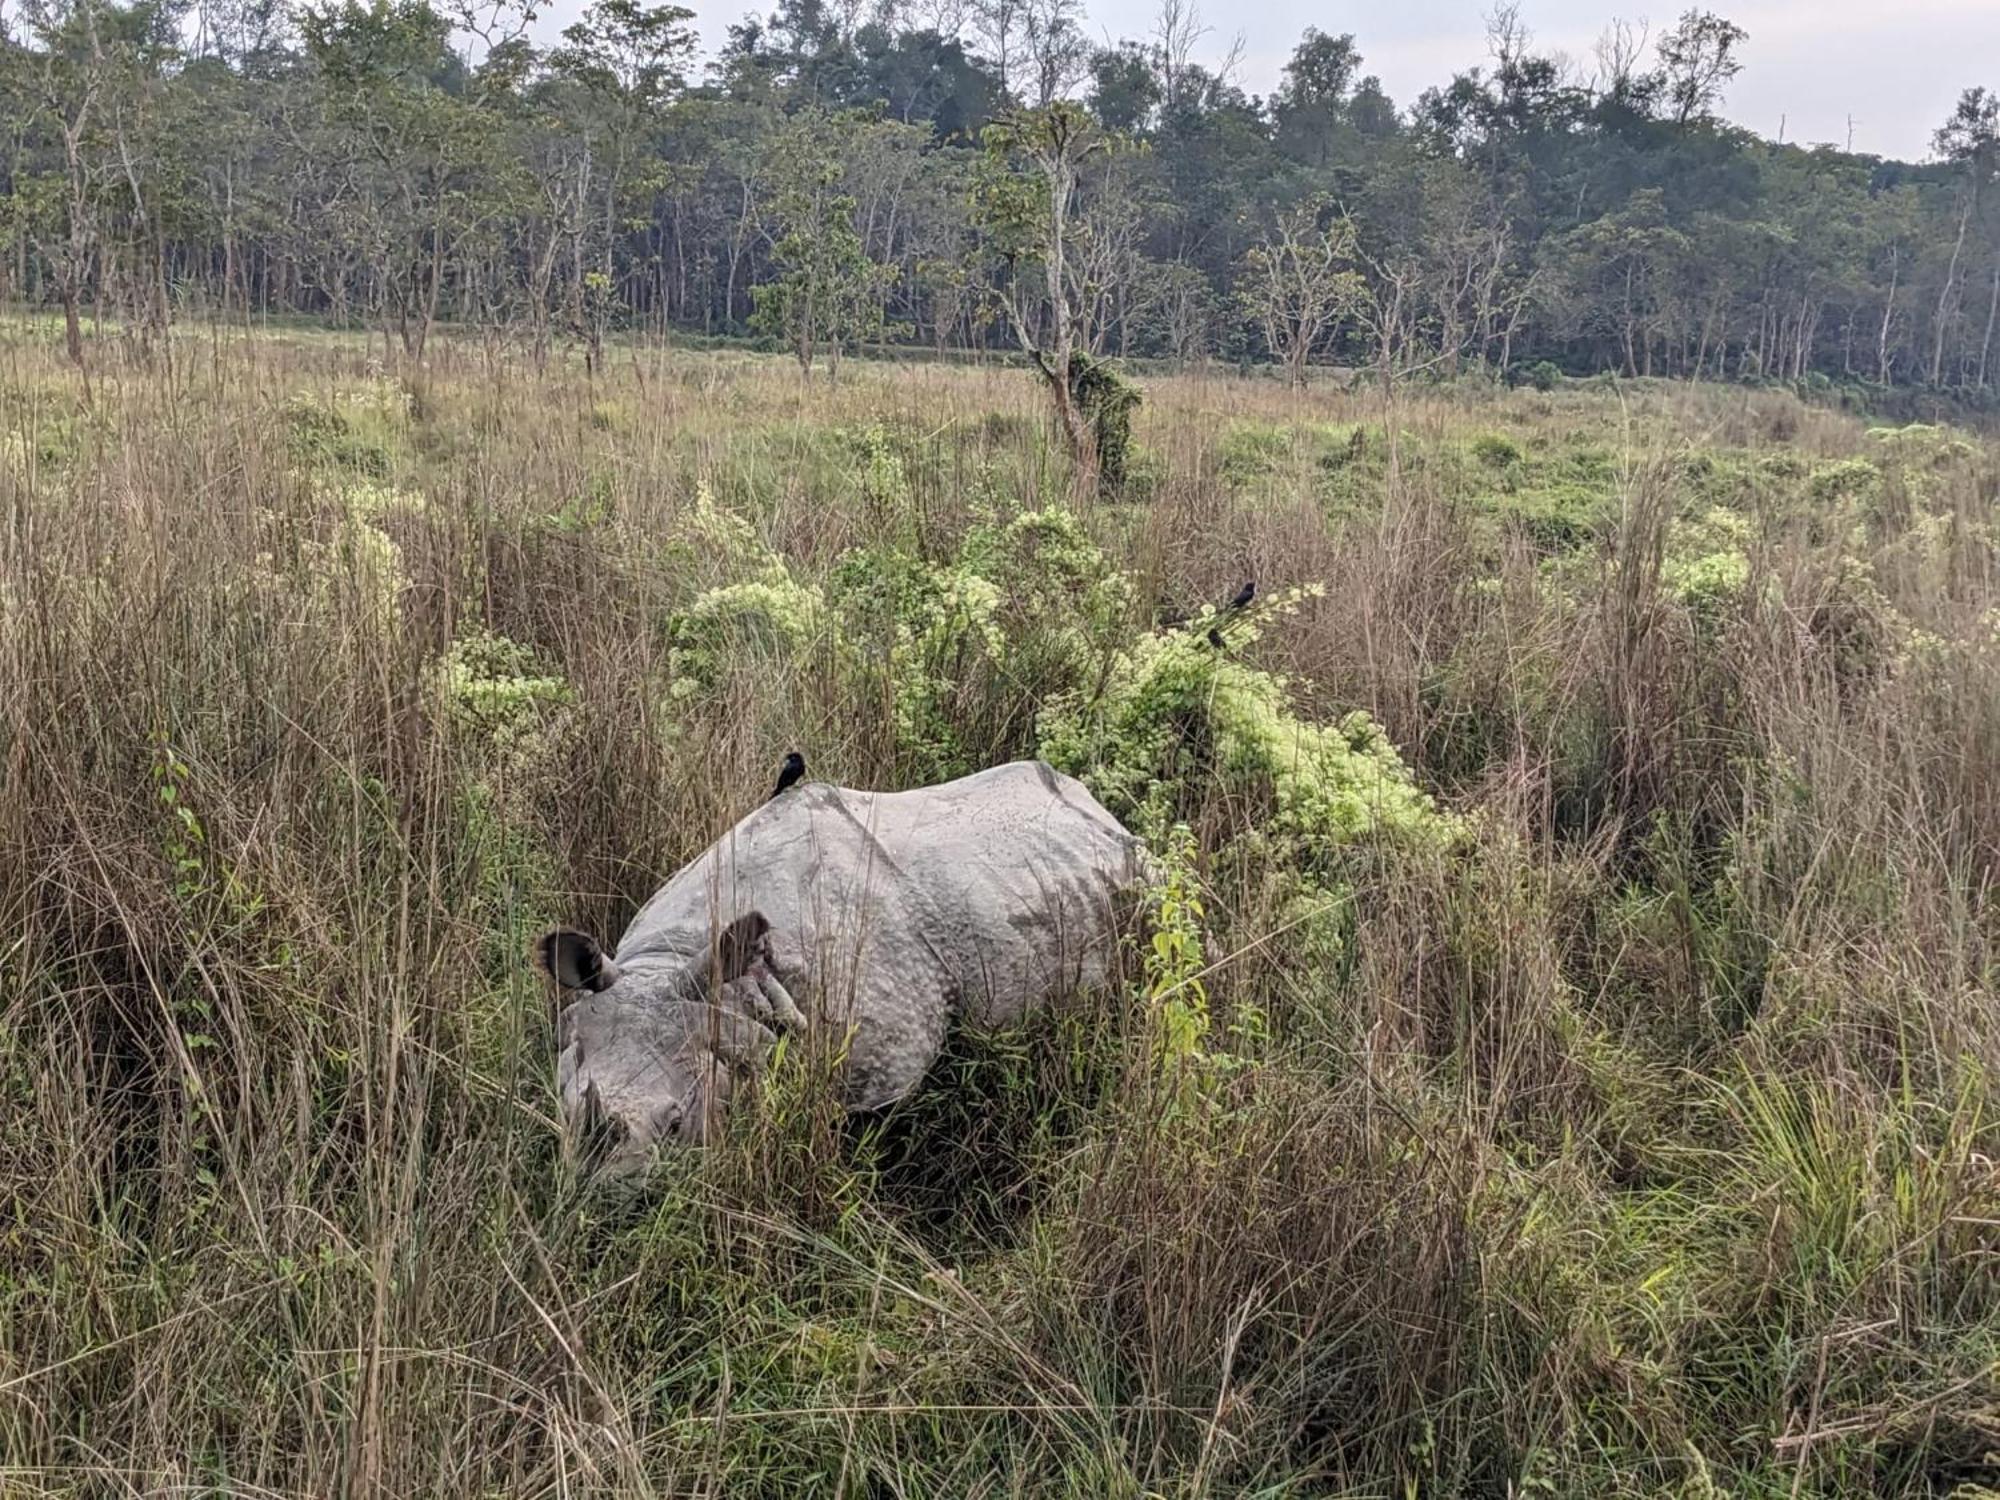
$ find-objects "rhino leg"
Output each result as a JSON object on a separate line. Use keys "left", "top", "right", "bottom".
{"left": 839, "top": 983, "right": 950, "bottom": 1112}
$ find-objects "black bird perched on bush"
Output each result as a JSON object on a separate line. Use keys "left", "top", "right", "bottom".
{"left": 1208, "top": 580, "right": 1257, "bottom": 648}
{"left": 770, "top": 751, "right": 806, "bottom": 800}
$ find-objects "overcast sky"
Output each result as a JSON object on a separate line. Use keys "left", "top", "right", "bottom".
{"left": 602, "top": 0, "right": 1999, "bottom": 162}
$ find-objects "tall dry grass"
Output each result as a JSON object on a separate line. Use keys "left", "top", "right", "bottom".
{"left": 2, "top": 320, "right": 1997, "bottom": 1496}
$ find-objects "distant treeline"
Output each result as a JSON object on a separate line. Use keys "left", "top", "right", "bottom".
{"left": 4, "top": 0, "right": 1999, "bottom": 393}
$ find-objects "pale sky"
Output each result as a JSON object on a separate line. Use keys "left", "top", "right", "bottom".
{"left": 534, "top": 0, "right": 1999, "bottom": 163}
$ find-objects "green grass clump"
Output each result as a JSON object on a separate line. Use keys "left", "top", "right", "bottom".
{"left": 1808, "top": 455, "right": 1883, "bottom": 504}
{"left": 281, "top": 380, "right": 409, "bottom": 477}
{"left": 1215, "top": 418, "right": 1294, "bottom": 488}
{"left": 1470, "top": 430, "right": 1524, "bottom": 469}
{"left": 1489, "top": 479, "right": 1613, "bottom": 549}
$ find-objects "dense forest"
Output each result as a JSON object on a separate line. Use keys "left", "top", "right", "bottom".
{"left": 4, "top": 0, "right": 2000, "bottom": 396}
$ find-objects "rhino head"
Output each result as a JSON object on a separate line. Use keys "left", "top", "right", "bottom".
{"left": 535, "top": 911, "right": 777, "bottom": 1179}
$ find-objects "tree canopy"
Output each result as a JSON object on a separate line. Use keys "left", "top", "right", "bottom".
{"left": 3, "top": 0, "right": 1997, "bottom": 396}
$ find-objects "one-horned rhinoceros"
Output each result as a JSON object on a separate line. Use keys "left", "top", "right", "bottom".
{"left": 534, "top": 759, "right": 1154, "bottom": 1175}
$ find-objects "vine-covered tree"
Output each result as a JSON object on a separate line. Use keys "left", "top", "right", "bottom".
{"left": 977, "top": 100, "right": 1115, "bottom": 470}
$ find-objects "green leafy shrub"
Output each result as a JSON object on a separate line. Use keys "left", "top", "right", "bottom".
{"left": 656, "top": 482, "right": 831, "bottom": 695}
{"left": 1492, "top": 481, "right": 1610, "bottom": 550}
{"left": 281, "top": 381, "right": 408, "bottom": 477}
{"left": 839, "top": 420, "right": 925, "bottom": 538}
{"left": 1470, "top": 431, "right": 1523, "bottom": 469}
{"left": 297, "top": 478, "right": 424, "bottom": 627}
{"left": 1664, "top": 547, "right": 1751, "bottom": 623}
{"left": 667, "top": 576, "right": 824, "bottom": 694}
{"left": 1661, "top": 506, "right": 1757, "bottom": 625}
{"left": 660, "top": 480, "right": 781, "bottom": 585}
{"left": 960, "top": 505, "right": 1133, "bottom": 671}
{"left": 1864, "top": 422, "right": 1982, "bottom": 515}
{"left": 1865, "top": 422, "right": 1977, "bottom": 469}
{"left": 1140, "top": 824, "right": 1213, "bottom": 1076}
{"left": 438, "top": 629, "right": 571, "bottom": 740}
{"left": 845, "top": 551, "right": 1004, "bottom": 775}
{"left": 1807, "top": 457, "right": 1882, "bottom": 505}
{"left": 831, "top": 503, "right": 1133, "bottom": 776}
{"left": 1037, "top": 591, "right": 1455, "bottom": 872}
{"left": 1678, "top": 448, "right": 1775, "bottom": 509}
{"left": 1793, "top": 554, "right": 1904, "bottom": 687}
{"left": 546, "top": 470, "right": 616, "bottom": 532}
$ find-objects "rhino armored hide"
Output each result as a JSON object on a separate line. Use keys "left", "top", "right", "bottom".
{"left": 542, "top": 760, "right": 1155, "bottom": 1171}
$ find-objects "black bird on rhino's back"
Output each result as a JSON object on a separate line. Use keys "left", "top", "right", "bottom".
{"left": 770, "top": 751, "right": 806, "bottom": 800}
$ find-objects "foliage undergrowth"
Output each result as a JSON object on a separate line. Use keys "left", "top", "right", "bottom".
{"left": 2, "top": 334, "right": 1997, "bottom": 1497}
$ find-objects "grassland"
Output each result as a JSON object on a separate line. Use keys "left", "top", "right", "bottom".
{"left": 2, "top": 319, "right": 1998, "bottom": 1497}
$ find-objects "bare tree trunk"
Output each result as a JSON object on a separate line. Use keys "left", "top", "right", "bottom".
{"left": 413, "top": 221, "right": 444, "bottom": 363}
{"left": 726, "top": 178, "right": 755, "bottom": 326}
{"left": 1931, "top": 199, "right": 1971, "bottom": 387}
{"left": 60, "top": 284, "right": 85, "bottom": 367}
{"left": 1878, "top": 244, "right": 1899, "bottom": 383}
{"left": 1978, "top": 262, "right": 1999, "bottom": 390}
{"left": 992, "top": 110, "right": 1104, "bottom": 485}
{"left": 113, "top": 111, "right": 168, "bottom": 345}
{"left": 57, "top": 117, "right": 95, "bottom": 369}
{"left": 1047, "top": 358, "right": 1088, "bottom": 469}
{"left": 1030, "top": 134, "right": 1092, "bottom": 478}
{"left": 1621, "top": 260, "right": 1639, "bottom": 376}
{"left": 1471, "top": 223, "right": 1507, "bottom": 373}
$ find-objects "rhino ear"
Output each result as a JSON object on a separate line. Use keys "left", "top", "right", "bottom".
{"left": 536, "top": 928, "right": 620, "bottom": 993}
{"left": 712, "top": 910, "right": 771, "bottom": 985}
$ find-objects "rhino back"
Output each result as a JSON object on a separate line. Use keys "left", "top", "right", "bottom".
{"left": 870, "top": 761, "right": 1148, "bottom": 1024}
{"left": 613, "top": 761, "right": 1148, "bottom": 1105}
